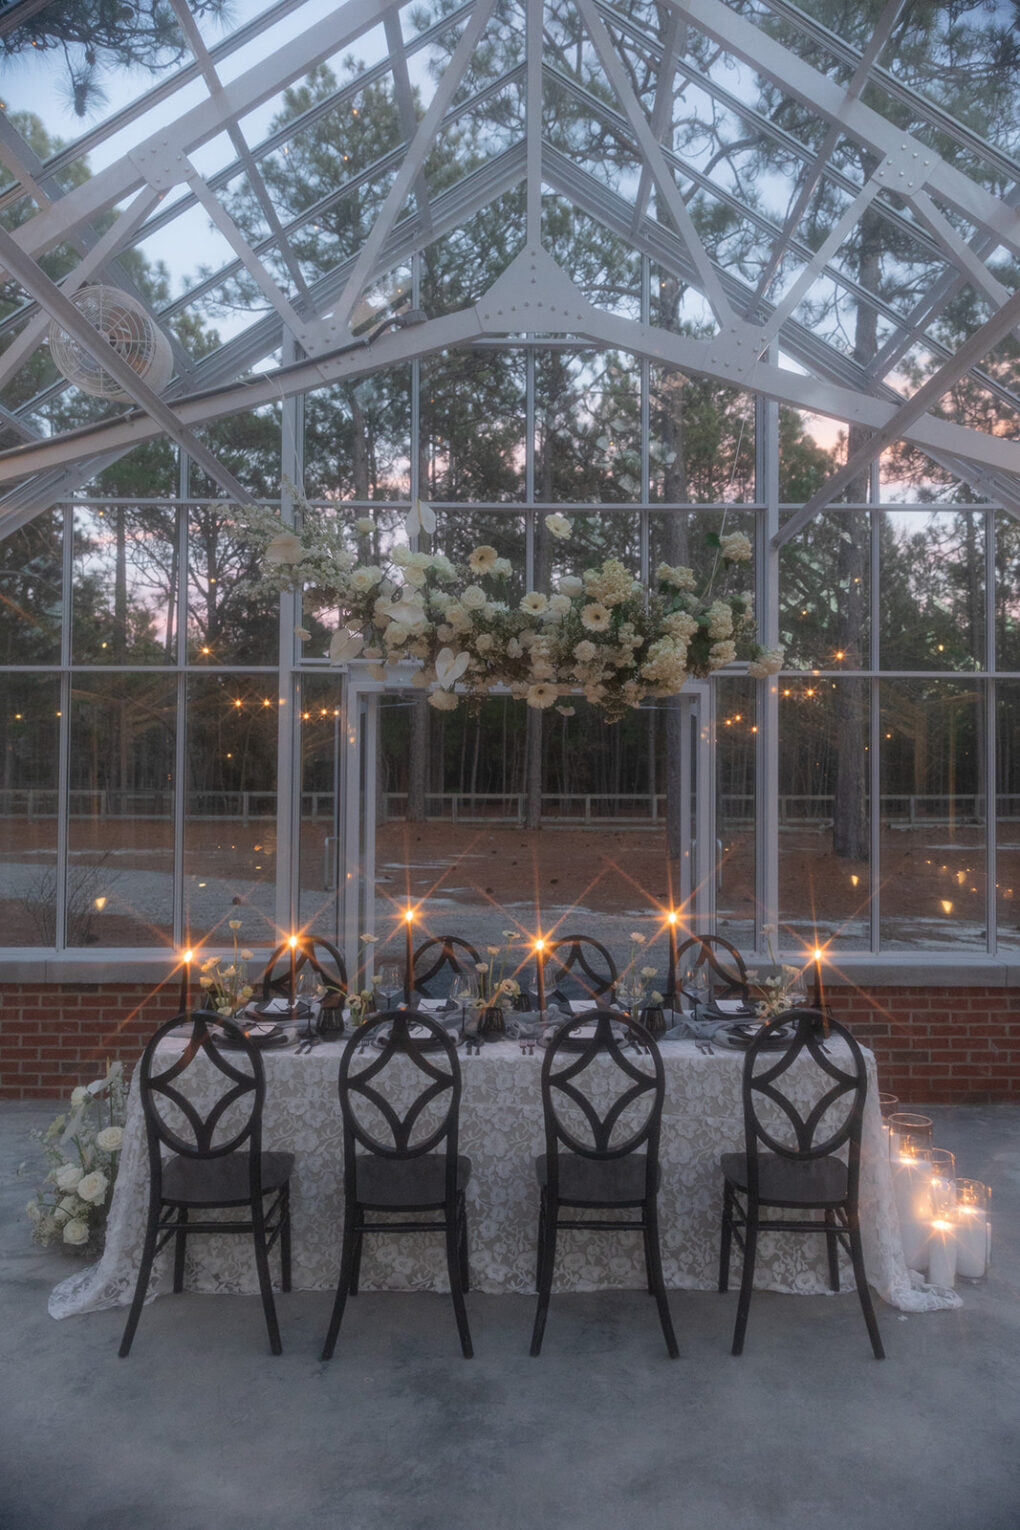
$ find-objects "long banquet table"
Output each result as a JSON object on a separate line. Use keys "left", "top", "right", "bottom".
{"left": 49, "top": 1030, "right": 954, "bottom": 1321}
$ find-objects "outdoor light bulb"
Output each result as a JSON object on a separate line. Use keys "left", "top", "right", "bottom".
{"left": 94, "top": 897, "right": 107, "bottom": 911}
{"left": 941, "top": 901, "right": 953, "bottom": 915}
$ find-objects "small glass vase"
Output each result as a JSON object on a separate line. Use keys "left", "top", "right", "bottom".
{"left": 478, "top": 1005, "right": 506, "bottom": 1039}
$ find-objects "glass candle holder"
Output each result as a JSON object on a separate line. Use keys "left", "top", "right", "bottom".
{"left": 929, "top": 1148, "right": 956, "bottom": 1216}
{"left": 888, "top": 1111, "right": 934, "bottom": 1160}
{"left": 878, "top": 1092, "right": 899, "bottom": 1118}
{"left": 927, "top": 1217, "right": 957, "bottom": 1289}
{"left": 954, "top": 1180, "right": 991, "bottom": 1280}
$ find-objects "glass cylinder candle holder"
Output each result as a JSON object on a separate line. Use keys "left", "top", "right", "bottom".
{"left": 929, "top": 1148, "right": 956, "bottom": 1217}
{"left": 954, "top": 1180, "right": 991, "bottom": 1281}
{"left": 888, "top": 1111, "right": 934, "bottom": 1161}
{"left": 878, "top": 1093, "right": 899, "bottom": 1119}
{"left": 927, "top": 1218, "right": 957, "bottom": 1289}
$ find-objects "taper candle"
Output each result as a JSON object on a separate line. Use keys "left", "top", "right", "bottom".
{"left": 179, "top": 949, "right": 192, "bottom": 1013}
{"left": 812, "top": 946, "right": 825, "bottom": 1011}
{"left": 667, "top": 912, "right": 678, "bottom": 1001}
{"left": 404, "top": 908, "right": 414, "bottom": 1003}
{"left": 288, "top": 935, "right": 298, "bottom": 1006}
{"left": 535, "top": 937, "right": 546, "bottom": 1013}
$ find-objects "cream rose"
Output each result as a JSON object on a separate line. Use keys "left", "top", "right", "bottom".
{"left": 265, "top": 530, "right": 303, "bottom": 567}
{"left": 55, "top": 1163, "right": 84, "bottom": 1192}
{"left": 76, "top": 1171, "right": 109, "bottom": 1206}
{"left": 460, "top": 585, "right": 487, "bottom": 611}
{"left": 96, "top": 1127, "right": 123, "bottom": 1153}
{"left": 63, "top": 1220, "right": 90, "bottom": 1247}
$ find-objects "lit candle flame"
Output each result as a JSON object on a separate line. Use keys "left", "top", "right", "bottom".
{"left": 405, "top": 908, "right": 414, "bottom": 923}
{"left": 288, "top": 934, "right": 298, "bottom": 949}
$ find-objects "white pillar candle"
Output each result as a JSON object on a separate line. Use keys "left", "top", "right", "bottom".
{"left": 954, "top": 1206, "right": 987, "bottom": 1279}
{"left": 927, "top": 1220, "right": 957, "bottom": 1289}
{"left": 893, "top": 1158, "right": 933, "bottom": 1271}
{"left": 986, "top": 1219, "right": 992, "bottom": 1269}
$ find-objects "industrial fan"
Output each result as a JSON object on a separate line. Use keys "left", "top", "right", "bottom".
{"left": 48, "top": 285, "right": 174, "bottom": 401}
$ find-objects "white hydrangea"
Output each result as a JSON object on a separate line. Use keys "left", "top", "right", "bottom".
{"left": 720, "top": 531, "right": 752, "bottom": 563}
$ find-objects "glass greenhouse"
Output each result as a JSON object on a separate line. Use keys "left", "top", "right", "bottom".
{"left": 1, "top": 0, "right": 1018, "bottom": 983}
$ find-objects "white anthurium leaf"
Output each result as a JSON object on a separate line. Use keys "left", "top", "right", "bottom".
{"left": 404, "top": 502, "right": 421, "bottom": 537}
{"left": 328, "top": 629, "right": 365, "bottom": 665}
{"left": 417, "top": 497, "right": 437, "bottom": 532}
{"left": 434, "top": 647, "right": 470, "bottom": 688}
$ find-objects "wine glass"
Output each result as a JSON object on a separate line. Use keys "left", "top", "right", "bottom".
{"left": 449, "top": 972, "right": 477, "bottom": 1021}
{"left": 376, "top": 961, "right": 404, "bottom": 1012}
{"left": 680, "top": 960, "right": 710, "bottom": 1014}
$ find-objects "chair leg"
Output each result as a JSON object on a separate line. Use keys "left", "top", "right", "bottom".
{"left": 530, "top": 1202, "right": 558, "bottom": 1356}
{"left": 535, "top": 1190, "right": 547, "bottom": 1292}
{"left": 349, "top": 1213, "right": 364, "bottom": 1295}
{"left": 825, "top": 1209, "right": 840, "bottom": 1292}
{"left": 119, "top": 1194, "right": 162, "bottom": 1357}
{"left": 457, "top": 1195, "right": 470, "bottom": 1293}
{"left": 445, "top": 1209, "right": 474, "bottom": 1359}
{"left": 251, "top": 1199, "right": 283, "bottom": 1356}
{"left": 719, "top": 1182, "right": 735, "bottom": 1292}
{"left": 731, "top": 1220, "right": 758, "bottom": 1356}
{"left": 279, "top": 1185, "right": 292, "bottom": 1293}
{"left": 321, "top": 1206, "right": 358, "bottom": 1360}
{"left": 173, "top": 1207, "right": 188, "bottom": 1293}
{"left": 644, "top": 1201, "right": 679, "bottom": 1359}
{"left": 847, "top": 1221, "right": 885, "bottom": 1360}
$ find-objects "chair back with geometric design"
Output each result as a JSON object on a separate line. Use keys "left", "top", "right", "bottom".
{"left": 260, "top": 934, "right": 348, "bottom": 1003}
{"left": 412, "top": 935, "right": 480, "bottom": 998}
{"left": 742, "top": 1009, "right": 869, "bottom": 1197}
{"left": 542, "top": 934, "right": 618, "bottom": 1005}
{"left": 673, "top": 934, "right": 749, "bottom": 1002}
{"left": 540, "top": 1009, "right": 664, "bottom": 1201}
{"left": 337, "top": 1010, "right": 462, "bottom": 1200}
{"left": 139, "top": 1012, "right": 266, "bottom": 1183}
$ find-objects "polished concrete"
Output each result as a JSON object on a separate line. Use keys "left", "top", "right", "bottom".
{"left": 2, "top": 1099, "right": 1018, "bottom": 1530}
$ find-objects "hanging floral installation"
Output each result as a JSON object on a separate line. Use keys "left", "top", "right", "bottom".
{"left": 237, "top": 498, "right": 783, "bottom": 722}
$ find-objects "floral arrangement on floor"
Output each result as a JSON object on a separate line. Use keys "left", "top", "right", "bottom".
{"left": 24, "top": 1061, "right": 127, "bottom": 1253}
{"left": 235, "top": 497, "right": 783, "bottom": 722}
{"left": 198, "top": 917, "right": 255, "bottom": 1015}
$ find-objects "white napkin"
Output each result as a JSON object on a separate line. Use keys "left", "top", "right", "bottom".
{"left": 714, "top": 999, "right": 747, "bottom": 1015}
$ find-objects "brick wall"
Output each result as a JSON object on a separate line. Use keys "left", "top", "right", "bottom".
{"left": 1, "top": 982, "right": 1018, "bottom": 1101}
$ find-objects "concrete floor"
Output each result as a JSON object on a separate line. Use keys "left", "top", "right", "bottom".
{"left": 2, "top": 1099, "right": 1019, "bottom": 1530}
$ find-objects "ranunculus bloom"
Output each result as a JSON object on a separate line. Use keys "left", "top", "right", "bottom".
{"left": 76, "top": 1171, "right": 109, "bottom": 1205}
{"left": 265, "top": 530, "right": 303, "bottom": 567}
{"left": 63, "top": 1220, "right": 90, "bottom": 1246}
{"left": 96, "top": 1127, "right": 123, "bottom": 1153}
{"left": 55, "top": 1163, "right": 84, "bottom": 1192}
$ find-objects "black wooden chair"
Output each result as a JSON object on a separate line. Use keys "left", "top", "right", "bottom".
{"left": 541, "top": 934, "right": 618, "bottom": 1008}
{"left": 413, "top": 934, "right": 481, "bottom": 999}
{"left": 119, "top": 1011, "right": 293, "bottom": 1357}
{"left": 673, "top": 934, "right": 750, "bottom": 1005}
{"left": 321, "top": 1008, "right": 473, "bottom": 1359}
{"left": 259, "top": 933, "right": 348, "bottom": 1007}
{"left": 718, "top": 1007, "right": 884, "bottom": 1359}
{"left": 530, "top": 1008, "right": 678, "bottom": 1359}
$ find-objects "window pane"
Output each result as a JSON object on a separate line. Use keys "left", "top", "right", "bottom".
{"left": 997, "top": 682, "right": 1020, "bottom": 952}
{"left": 779, "top": 512, "right": 870, "bottom": 672}
{"left": 0, "top": 676, "right": 60, "bottom": 945}
{"left": 421, "top": 350, "right": 525, "bottom": 502}
{"left": 778, "top": 677, "right": 871, "bottom": 951}
{"left": 66, "top": 675, "right": 177, "bottom": 947}
{"left": 534, "top": 351, "right": 642, "bottom": 503}
{"left": 73, "top": 504, "right": 179, "bottom": 664}
{"left": 298, "top": 674, "right": 343, "bottom": 936}
{"left": 995, "top": 517, "right": 1020, "bottom": 671}
{"left": 880, "top": 511, "right": 984, "bottom": 671}
{"left": 717, "top": 676, "right": 755, "bottom": 947}
{"left": 0, "top": 514, "right": 62, "bottom": 664}
{"left": 185, "top": 676, "right": 279, "bottom": 943}
{"left": 879, "top": 680, "right": 985, "bottom": 950}
{"left": 187, "top": 504, "right": 278, "bottom": 665}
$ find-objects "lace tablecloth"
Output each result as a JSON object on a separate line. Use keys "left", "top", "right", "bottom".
{"left": 50, "top": 1036, "right": 958, "bottom": 1319}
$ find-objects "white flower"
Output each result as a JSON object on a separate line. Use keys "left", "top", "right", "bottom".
{"left": 558, "top": 575, "right": 583, "bottom": 598}
{"left": 70, "top": 1087, "right": 88, "bottom": 1107}
{"left": 265, "top": 530, "right": 303, "bottom": 567}
{"left": 96, "top": 1127, "right": 123, "bottom": 1153}
{"left": 748, "top": 646, "right": 785, "bottom": 678}
{"left": 402, "top": 563, "right": 428, "bottom": 587}
{"left": 520, "top": 592, "right": 548, "bottom": 615}
{"left": 709, "top": 639, "right": 737, "bottom": 666}
{"left": 55, "top": 1163, "right": 84, "bottom": 1192}
{"left": 467, "top": 545, "right": 499, "bottom": 574}
{"left": 706, "top": 600, "right": 734, "bottom": 640}
{"left": 526, "top": 682, "right": 559, "bottom": 709}
{"left": 492, "top": 557, "right": 512, "bottom": 578}
{"left": 63, "top": 1220, "right": 90, "bottom": 1246}
{"left": 640, "top": 965, "right": 658, "bottom": 979}
{"left": 294, "top": 626, "right": 311, "bottom": 641}
{"left": 429, "top": 689, "right": 460, "bottom": 711}
{"left": 656, "top": 562, "right": 697, "bottom": 591}
{"left": 580, "top": 602, "right": 611, "bottom": 632}
{"left": 545, "top": 513, "right": 572, "bottom": 539}
{"left": 350, "top": 565, "right": 384, "bottom": 593}
{"left": 76, "top": 1171, "right": 109, "bottom": 1205}
{"left": 573, "top": 640, "right": 598, "bottom": 663}
{"left": 546, "top": 593, "right": 571, "bottom": 617}
{"left": 355, "top": 516, "right": 376, "bottom": 534}
{"left": 720, "top": 531, "right": 752, "bottom": 563}
{"left": 460, "top": 585, "right": 487, "bottom": 611}
{"left": 228, "top": 919, "right": 242, "bottom": 931}
{"left": 475, "top": 632, "right": 494, "bottom": 653}
{"left": 241, "top": 948, "right": 253, "bottom": 961}
{"left": 630, "top": 932, "right": 646, "bottom": 944}
{"left": 391, "top": 544, "right": 411, "bottom": 567}
{"left": 555, "top": 705, "right": 575, "bottom": 717}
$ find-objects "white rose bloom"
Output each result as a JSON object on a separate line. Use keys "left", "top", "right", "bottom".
{"left": 355, "top": 516, "right": 376, "bottom": 534}
{"left": 350, "top": 566, "right": 383, "bottom": 593}
{"left": 391, "top": 544, "right": 411, "bottom": 567}
{"left": 460, "top": 585, "right": 487, "bottom": 611}
{"left": 558, "top": 575, "right": 583, "bottom": 598}
{"left": 55, "top": 1163, "right": 84, "bottom": 1192}
{"left": 547, "top": 593, "right": 571, "bottom": 617}
{"left": 76, "top": 1170, "right": 109, "bottom": 1205}
{"left": 264, "top": 530, "right": 303, "bottom": 567}
{"left": 70, "top": 1087, "right": 88, "bottom": 1107}
{"left": 96, "top": 1127, "right": 123, "bottom": 1153}
{"left": 544, "top": 513, "right": 572, "bottom": 539}
{"left": 63, "top": 1220, "right": 90, "bottom": 1247}
{"left": 407, "top": 551, "right": 431, "bottom": 570}
{"left": 475, "top": 632, "right": 495, "bottom": 653}
{"left": 402, "top": 564, "right": 428, "bottom": 587}
{"left": 26, "top": 1200, "right": 42, "bottom": 1222}
{"left": 59, "top": 1195, "right": 81, "bottom": 1215}
{"left": 436, "top": 624, "right": 455, "bottom": 642}
{"left": 492, "top": 557, "right": 512, "bottom": 577}
{"left": 484, "top": 600, "right": 508, "bottom": 618}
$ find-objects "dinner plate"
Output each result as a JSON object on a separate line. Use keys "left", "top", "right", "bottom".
{"left": 716, "top": 1021, "right": 793, "bottom": 1050}
{"left": 557, "top": 1021, "right": 628, "bottom": 1051}
{"left": 373, "top": 1021, "right": 451, "bottom": 1052}
{"left": 220, "top": 1021, "right": 289, "bottom": 1049}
